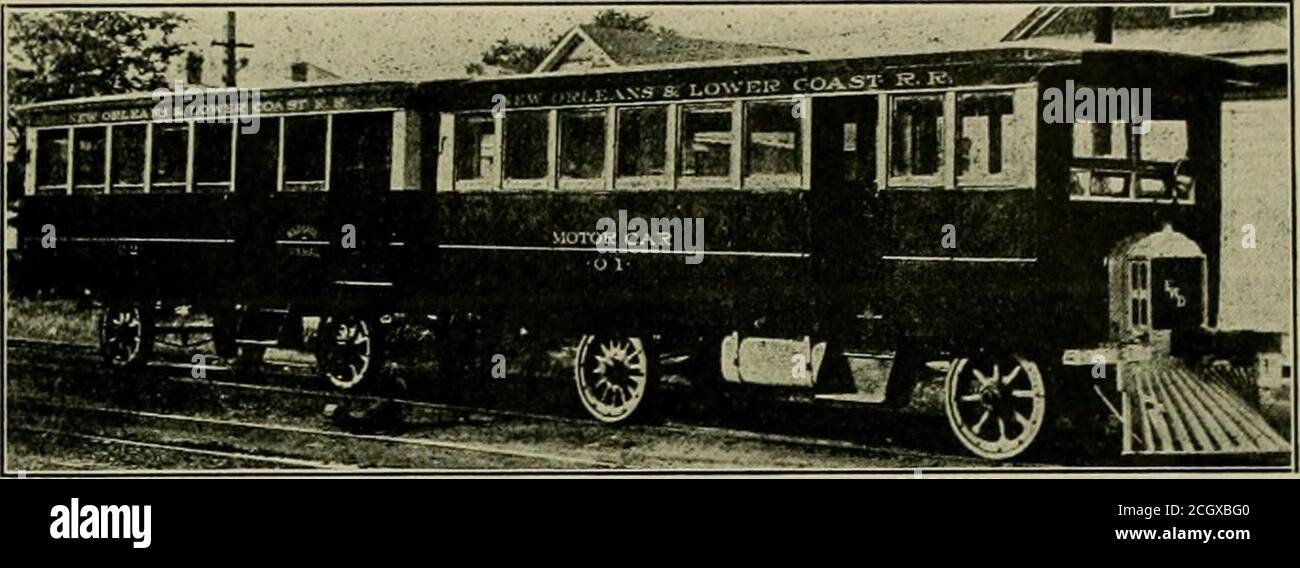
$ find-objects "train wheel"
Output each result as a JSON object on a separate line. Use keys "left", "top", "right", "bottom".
{"left": 574, "top": 334, "right": 656, "bottom": 424}
{"left": 99, "top": 304, "right": 153, "bottom": 369}
{"left": 317, "top": 315, "right": 381, "bottom": 391}
{"left": 944, "top": 352, "right": 1047, "bottom": 460}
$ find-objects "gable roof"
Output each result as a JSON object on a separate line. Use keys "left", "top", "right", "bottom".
{"left": 534, "top": 24, "right": 806, "bottom": 73}
{"left": 1002, "top": 6, "right": 1069, "bottom": 43}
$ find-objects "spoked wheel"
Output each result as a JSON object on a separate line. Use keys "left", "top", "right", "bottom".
{"left": 944, "top": 352, "right": 1048, "bottom": 461}
{"left": 99, "top": 304, "right": 153, "bottom": 369}
{"left": 317, "top": 316, "right": 381, "bottom": 391}
{"left": 574, "top": 334, "right": 656, "bottom": 424}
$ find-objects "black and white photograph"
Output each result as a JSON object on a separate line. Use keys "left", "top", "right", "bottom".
{"left": 2, "top": 1, "right": 1294, "bottom": 478}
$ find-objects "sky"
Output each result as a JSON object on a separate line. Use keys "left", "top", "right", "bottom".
{"left": 85, "top": 4, "right": 1035, "bottom": 85}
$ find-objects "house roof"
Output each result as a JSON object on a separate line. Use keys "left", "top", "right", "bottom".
{"left": 290, "top": 61, "right": 343, "bottom": 81}
{"left": 534, "top": 24, "right": 806, "bottom": 73}
{"left": 1001, "top": 5, "right": 1287, "bottom": 61}
{"left": 170, "top": 51, "right": 344, "bottom": 90}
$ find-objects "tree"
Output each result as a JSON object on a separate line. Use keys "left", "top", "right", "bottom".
{"left": 591, "top": 10, "right": 652, "bottom": 33}
{"left": 6, "top": 10, "right": 189, "bottom": 201}
{"left": 471, "top": 39, "right": 553, "bottom": 76}
{"left": 7, "top": 11, "right": 189, "bottom": 104}
{"left": 467, "top": 9, "right": 657, "bottom": 75}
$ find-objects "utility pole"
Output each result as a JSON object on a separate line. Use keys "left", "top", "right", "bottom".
{"left": 1093, "top": 6, "right": 1115, "bottom": 44}
{"left": 211, "top": 11, "right": 255, "bottom": 87}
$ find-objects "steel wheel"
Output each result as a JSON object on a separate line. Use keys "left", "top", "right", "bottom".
{"left": 574, "top": 334, "right": 654, "bottom": 424}
{"left": 99, "top": 305, "right": 151, "bottom": 368}
{"left": 318, "top": 316, "right": 376, "bottom": 390}
{"left": 944, "top": 352, "right": 1047, "bottom": 460}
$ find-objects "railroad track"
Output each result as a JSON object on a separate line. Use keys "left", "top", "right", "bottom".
{"left": 11, "top": 396, "right": 619, "bottom": 469}
{"left": 7, "top": 336, "right": 984, "bottom": 467}
{"left": 11, "top": 425, "right": 345, "bottom": 470}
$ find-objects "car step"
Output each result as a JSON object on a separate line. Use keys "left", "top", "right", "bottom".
{"left": 814, "top": 392, "right": 886, "bottom": 404}
{"left": 1122, "top": 360, "right": 1289, "bottom": 455}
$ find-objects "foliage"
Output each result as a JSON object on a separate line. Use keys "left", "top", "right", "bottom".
{"left": 8, "top": 10, "right": 189, "bottom": 104}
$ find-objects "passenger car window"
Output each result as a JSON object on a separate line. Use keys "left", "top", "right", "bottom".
{"left": 889, "top": 95, "right": 944, "bottom": 183}
{"left": 454, "top": 113, "right": 496, "bottom": 185}
{"left": 956, "top": 91, "right": 1026, "bottom": 186}
{"left": 559, "top": 108, "right": 606, "bottom": 183}
{"left": 194, "top": 122, "right": 234, "bottom": 193}
{"left": 283, "top": 115, "right": 328, "bottom": 192}
{"left": 333, "top": 111, "right": 395, "bottom": 192}
{"left": 72, "top": 126, "right": 107, "bottom": 195}
{"left": 1072, "top": 122, "right": 1128, "bottom": 159}
{"left": 504, "top": 111, "right": 549, "bottom": 183}
{"left": 36, "top": 129, "right": 70, "bottom": 195}
{"left": 745, "top": 100, "right": 801, "bottom": 186}
{"left": 110, "top": 124, "right": 146, "bottom": 193}
{"left": 679, "top": 103, "right": 733, "bottom": 181}
{"left": 151, "top": 122, "right": 189, "bottom": 193}
{"left": 616, "top": 105, "right": 667, "bottom": 183}
{"left": 1068, "top": 117, "right": 1194, "bottom": 201}
{"left": 1139, "top": 120, "right": 1189, "bottom": 164}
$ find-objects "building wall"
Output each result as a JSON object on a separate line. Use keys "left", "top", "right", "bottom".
{"left": 552, "top": 40, "right": 614, "bottom": 73}
{"left": 1218, "top": 97, "right": 1292, "bottom": 335}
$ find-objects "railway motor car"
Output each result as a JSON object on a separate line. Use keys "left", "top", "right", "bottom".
{"left": 13, "top": 46, "right": 1287, "bottom": 460}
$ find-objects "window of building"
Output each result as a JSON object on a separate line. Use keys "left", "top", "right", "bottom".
{"left": 110, "top": 124, "right": 146, "bottom": 193}
{"left": 282, "top": 115, "right": 328, "bottom": 191}
{"left": 72, "top": 127, "right": 107, "bottom": 195}
{"left": 454, "top": 113, "right": 495, "bottom": 187}
{"left": 889, "top": 95, "right": 945, "bottom": 184}
{"left": 744, "top": 100, "right": 801, "bottom": 187}
{"left": 35, "top": 129, "right": 70, "bottom": 195}
{"left": 504, "top": 111, "right": 549, "bottom": 184}
{"left": 194, "top": 122, "right": 234, "bottom": 193}
{"left": 679, "top": 103, "right": 733, "bottom": 183}
{"left": 150, "top": 122, "right": 189, "bottom": 193}
{"left": 616, "top": 105, "right": 667, "bottom": 188}
{"left": 559, "top": 108, "right": 607, "bottom": 186}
